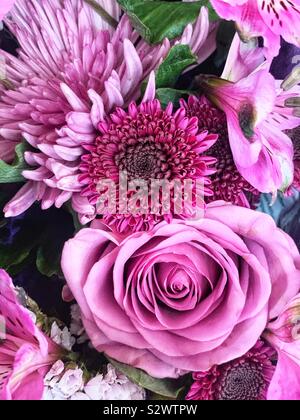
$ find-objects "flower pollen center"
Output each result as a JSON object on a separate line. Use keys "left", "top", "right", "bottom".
{"left": 115, "top": 138, "right": 169, "bottom": 180}
{"left": 216, "top": 361, "right": 265, "bottom": 400}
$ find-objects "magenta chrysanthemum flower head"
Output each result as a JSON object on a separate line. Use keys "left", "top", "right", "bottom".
{"left": 186, "top": 340, "right": 276, "bottom": 401}
{"left": 180, "top": 95, "right": 259, "bottom": 207}
{"left": 79, "top": 98, "right": 218, "bottom": 233}
{"left": 0, "top": 0, "right": 217, "bottom": 223}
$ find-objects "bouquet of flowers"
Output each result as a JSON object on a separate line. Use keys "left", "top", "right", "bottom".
{"left": 0, "top": 0, "right": 300, "bottom": 401}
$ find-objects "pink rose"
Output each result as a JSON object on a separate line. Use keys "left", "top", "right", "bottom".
{"left": 62, "top": 202, "right": 300, "bottom": 378}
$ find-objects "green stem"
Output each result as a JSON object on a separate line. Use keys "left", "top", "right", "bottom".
{"left": 84, "top": 0, "right": 118, "bottom": 29}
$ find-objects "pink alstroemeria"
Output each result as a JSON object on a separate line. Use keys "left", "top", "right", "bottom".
{"left": 0, "top": 0, "right": 15, "bottom": 20}
{"left": 210, "top": 0, "right": 300, "bottom": 58}
{"left": 180, "top": 95, "right": 260, "bottom": 208}
{"left": 200, "top": 34, "right": 300, "bottom": 194}
{"left": 0, "top": 270, "right": 63, "bottom": 400}
{"left": 264, "top": 293, "right": 300, "bottom": 400}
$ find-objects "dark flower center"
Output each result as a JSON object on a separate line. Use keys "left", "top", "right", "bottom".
{"left": 115, "top": 138, "right": 168, "bottom": 180}
{"left": 216, "top": 362, "right": 265, "bottom": 400}
{"left": 238, "top": 102, "right": 255, "bottom": 139}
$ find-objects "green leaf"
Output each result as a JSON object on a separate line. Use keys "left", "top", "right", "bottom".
{"left": 156, "top": 87, "right": 192, "bottom": 108}
{"left": 0, "top": 223, "right": 39, "bottom": 274}
{"left": 36, "top": 242, "right": 62, "bottom": 278}
{"left": 0, "top": 142, "right": 28, "bottom": 183}
{"left": 108, "top": 358, "right": 189, "bottom": 398}
{"left": 155, "top": 45, "right": 197, "bottom": 89}
{"left": 117, "top": 0, "right": 219, "bottom": 44}
{"left": 65, "top": 201, "right": 83, "bottom": 233}
{"left": 35, "top": 210, "right": 76, "bottom": 278}
{"left": 141, "top": 45, "right": 195, "bottom": 99}
{"left": 0, "top": 205, "right": 76, "bottom": 278}
{"left": 7, "top": 254, "right": 36, "bottom": 277}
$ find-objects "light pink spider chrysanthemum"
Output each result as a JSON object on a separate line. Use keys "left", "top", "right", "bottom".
{"left": 0, "top": 0, "right": 217, "bottom": 223}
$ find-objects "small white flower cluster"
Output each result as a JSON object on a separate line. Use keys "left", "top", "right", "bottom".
{"left": 43, "top": 361, "right": 84, "bottom": 400}
{"left": 50, "top": 304, "right": 89, "bottom": 350}
{"left": 45, "top": 310, "right": 145, "bottom": 400}
{"left": 50, "top": 322, "right": 76, "bottom": 351}
{"left": 43, "top": 362, "right": 146, "bottom": 401}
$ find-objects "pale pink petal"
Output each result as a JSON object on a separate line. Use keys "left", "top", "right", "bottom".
{"left": 257, "top": 0, "right": 300, "bottom": 47}
{"left": 88, "top": 89, "right": 105, "bottom": 128}
{"left": 221, "top": 33, "right": 265, "bottom": 83}
{"left": 210, "top": 0, "right": 281, "bottom": 58}
{"left": 142, "top": 71, "right": 156, "bottom": 103}
{"left": 4, "top": 181, "right": 38, "bottom": 217}
{"left": 267, "top": 353, "right": 300, "bottom": 400}
{"left": 121, "top": 39, "right": 143, "bottom": 97}
{"left": 0, "top": 0, "right": 16, "bottom": 19}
